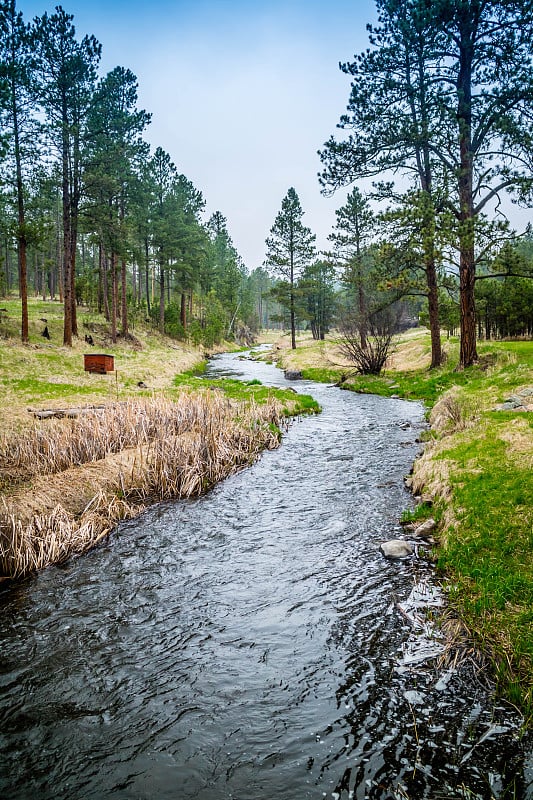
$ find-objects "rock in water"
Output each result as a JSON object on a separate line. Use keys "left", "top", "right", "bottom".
{"left": 380, "top": 540, "right": 414, "bottom": 559}
{"left": 413, "top": 518, "right": 437, "bottom": 539}
{"left": 284, "top": 369, "right": 303, "bottom": 380}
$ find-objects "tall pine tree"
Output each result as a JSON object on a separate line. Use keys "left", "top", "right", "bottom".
{"left": 33, "top": 6, "right": 101, "bottom": 345}
{"left": 264, "top": 188, "right": 316, "bottom": 349}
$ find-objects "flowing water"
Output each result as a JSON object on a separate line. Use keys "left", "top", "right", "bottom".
{"left": 0, "top": 349, "right": 531, "bottom": 799}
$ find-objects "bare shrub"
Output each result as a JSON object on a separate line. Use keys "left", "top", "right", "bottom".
{"left": 337, "top": 320, "right": 395, "bottom": 375}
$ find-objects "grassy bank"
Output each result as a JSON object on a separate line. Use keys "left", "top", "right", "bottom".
{"left": 0, "top": 297, "right": 207, "bottom": 432}
{"left": 0, "top": 298, "right": 319, "bottom": 579}
{"left": 274, "top": 329, "right": 533, "bottom": 721}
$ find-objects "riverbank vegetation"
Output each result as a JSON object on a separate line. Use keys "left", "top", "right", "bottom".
{"left": 2, "top": 0, "right": 533, "bottom": 725}
{"left": 0, "top": 394, "right": 286, "bottom": 578}
{"left": 0, "top": 298, "right": 319, "bottom": 580}
{"left": 274, "top": 329, "right": 533, "bottom": 722}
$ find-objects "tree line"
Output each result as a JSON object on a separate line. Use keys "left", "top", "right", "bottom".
{"left": 2, "top": 0, "right": 533, "bottom": 362}
{"left": 0, "top": 1, "right": 280, "bottom": 347}
{"left": 263, "top": 179, "right": 533, "bottom": 363}
{"left": 319, "top": 0, "right": 533, "bottom": 368}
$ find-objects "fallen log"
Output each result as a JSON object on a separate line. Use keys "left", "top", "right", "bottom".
{"left": 28, "top": 405, "right": 107, "bottom": 420}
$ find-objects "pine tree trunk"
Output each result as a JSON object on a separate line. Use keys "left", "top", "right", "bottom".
{"left": 121, "top": 258, "right": 128, "bottom": 336}
{"left": 4, "top": 240, "right": 10, "bottom": 294}
{"left": 457, "top": 16, "right": 477, "bottom": 368}
{"left": 426, "top": 258, "right": 442, "bottom": 368}
{"left": 459, "top": 243, "right": 477, "bottom": 367}
{"left": 62, "top": 196, "right": 72, "bottom": 345}
{"left": 290, "top": 291, "right": 296, "bottom": 349}
{"left": 159, "top": 262, "right": 165, "bottom": 334}
{"left": 8, "top": 33, "right": 29, "bottom": 342}
{"left": 180, "top": 291, "right": 187, "bottom": 330}
{"left": 290, "top": 247, "right": 296, "bottom": 349}
{"left": 111, "top": 252, "right": 117, "bottom": 344}
{"left": 70, "top": 224, "right": 77, "bottom": 337}
{"left": 61, "top": 91, "right": 72, "bottom": 346}
{"left": 103, "top": 253, "right": 110, "bottom": 322}
{"left": 144, "top": 238, "right": 151, "bottom": 315}
{"left": 12, "top": 100, "right": 28, "bottom": 343}
{"left": 98, "top": 243, "right": 104, "bottom": 314}
{"left": 357, "top": 262, "right": 367, "bottom": 351}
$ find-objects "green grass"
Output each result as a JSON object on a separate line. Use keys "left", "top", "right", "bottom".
{"left": 435, "top": 421, "right": 533, "bottom": 716}
{"left": 300, "top": 338, "right": 533, "bottom": 408}
{"left": 172, "top": 372, "right": 321, "bottom": 417}
{"left": 400, "top": 501, "right": 436, "bottom": 525}
{"left": 300, "top": 367, "right": 346, "bottom": 384}
{"left": 178, "top": 361, "right": 208, "bottom": 378}
{"left": 0, "top": 377, "right": 108, "bottom": 402}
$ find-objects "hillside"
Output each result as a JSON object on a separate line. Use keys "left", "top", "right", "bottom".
{"left": 0, "top": 298, "right": 208, "bottom": 432}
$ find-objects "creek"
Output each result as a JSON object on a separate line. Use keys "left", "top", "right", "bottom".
{"left": 0, "top": 348, "right": 531, "bottom": 799}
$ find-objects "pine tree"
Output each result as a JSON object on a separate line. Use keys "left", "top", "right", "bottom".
{"left": 0, "top": 0, "right": 37, "bottom": 343}
{"left": 264, "top": 188, "right": 316, "bottom": 349}
{"left": 432, "top": 0, "right": 533, "bottom": 366}
{"left": 329, "top": 188, "right": 376, "bottom": 350}
{"left": 33, "top": 6, "right": 101, "bottom": 346}
{"left": 85, "top": 66, "right": 150, "bottom": 340}
{"left": 320, "top": 0, "right": 445, "bottom": 366}
{"left": 321, "top": 0, "right": 533, "bottom": 367}
{"left": 207, "top": 212, "right": 245, "bottom": 335}
{"left": 298, "top": 260, "right": 336, "bottom": 340}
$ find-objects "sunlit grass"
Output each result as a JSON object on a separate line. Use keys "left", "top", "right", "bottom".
{"left": 435, "top": 424, "right": 533, "bottom": 717}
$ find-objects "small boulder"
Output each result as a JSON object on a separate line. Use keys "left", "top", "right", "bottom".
{"left": 504, "top": 395, "right": 524, "bottom": 407}
{"left": 494, "top": 401, "right": 523, "bottom": 411}
{"left": 380, "top": 540, "right": 414, "bottom": 559}
{"left": 413, "top": 518, "right": 437, "bottom": 539}
{"left": 284, "top": 369, "right": 303, "bottom": 380}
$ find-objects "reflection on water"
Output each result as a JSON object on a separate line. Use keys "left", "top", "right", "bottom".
{"left": 0, "top": 349, "right": 531, "bottom": 799}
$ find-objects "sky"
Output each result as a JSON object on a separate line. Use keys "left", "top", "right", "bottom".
{"left": 17, "top": 0, "right": 379, "bottom": 270}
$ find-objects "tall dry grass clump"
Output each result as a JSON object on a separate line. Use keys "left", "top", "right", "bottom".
{"left": 1, "top": 395, "right": 272, "bottom": 486}
{"left": 0, "top": 393, "right": 284, "bottom": 579}
{"left": 429, "top": 386, "right": 480, "bottom": 435}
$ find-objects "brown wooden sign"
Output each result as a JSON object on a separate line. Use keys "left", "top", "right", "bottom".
{"left": 84, "top": 354, "right": 114, "bottom": 374}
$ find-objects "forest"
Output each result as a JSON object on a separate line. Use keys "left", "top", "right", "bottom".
{"left": 1, "top": 0, "right": 533, "bottom": 365}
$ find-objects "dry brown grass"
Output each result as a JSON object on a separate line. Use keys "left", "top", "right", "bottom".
{"left": 0, "top": 494, "right": 137, "bottom": 579}
{"left": 498, "top": 417, "right": 533, "bottom": 469}
{"left": 429, "top": 386, "right": 481, "bottom": 435}
{"left": 0, "top": 322, "right": 207, "bottom": 435}
{"left": 1, "top": 395, "right": 269, "bottom": 487}
{"left": 270, "top": 328, "right": 438, "bottom": 374}
{"left": 0, "top": 393, "right": 284, "bottom": 579}
{"left": 386, "top": 330, "right": 434, "bottom": 371}
{"left": 270, "top": 333, "right": 353, "bottom": 372}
